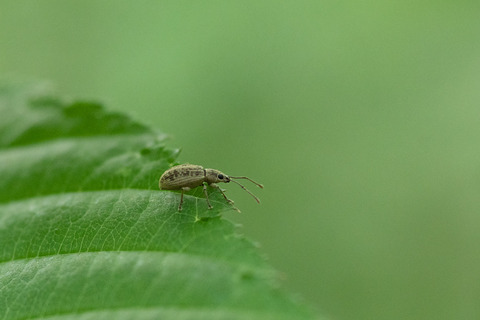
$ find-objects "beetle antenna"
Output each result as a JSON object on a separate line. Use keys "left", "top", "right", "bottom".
{"left": 230, "top": 179, "right": 261, "bottom": 203}
{"left": 229, "top": 176, "right": 264, "bottom": 189}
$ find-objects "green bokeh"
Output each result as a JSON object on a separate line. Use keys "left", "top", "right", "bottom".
{"left": 1, "top": 1, "right": 479, "bottom": 319}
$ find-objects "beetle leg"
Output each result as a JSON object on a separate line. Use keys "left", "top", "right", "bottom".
{"left": 179, "top": 187, "right": 190, "bottom": 211}
{"left": 210, "top": 184, "right": 240, "bottom": 212}
{"left": 203, "top": 183, "right": 213, "bottom": 209}
{"left": 211, "top": 184, "right": 234, "bottom": 204}
{"left": 178, "top": 189, "right": 184, "bottom": 211}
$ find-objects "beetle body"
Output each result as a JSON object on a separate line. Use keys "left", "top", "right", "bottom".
{"left": 160, "top": 164, "right": 229, "bottom": 190}
{"left": 159, "top": 164, "right": 262, "bottom": 211}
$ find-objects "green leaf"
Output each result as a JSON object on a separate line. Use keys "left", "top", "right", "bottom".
{"left": 0, "top": 81, "right": 318, "bottom": 320}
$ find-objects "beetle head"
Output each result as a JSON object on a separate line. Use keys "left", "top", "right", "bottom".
{"left": 206, "top": 168, "right": 263, "bottom": 204}
{"left": 205, "top": 169, "right": 230, "bottom": 184}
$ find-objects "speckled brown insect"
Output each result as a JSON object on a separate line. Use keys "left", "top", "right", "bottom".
{"left": 159, "top": 164, "right": 263, "bottom": 211}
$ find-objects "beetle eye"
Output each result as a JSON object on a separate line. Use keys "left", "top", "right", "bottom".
{"left": 218, "top": 174, "right": 224, "bottom": 179}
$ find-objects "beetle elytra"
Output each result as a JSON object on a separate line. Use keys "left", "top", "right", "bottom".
{"left": 159, "top": 164, "right": 263, "bottom": 211}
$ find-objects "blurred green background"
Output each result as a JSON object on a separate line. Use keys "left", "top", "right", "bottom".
{"left": 1, "top": 1, "right": 479, "bottom": 319}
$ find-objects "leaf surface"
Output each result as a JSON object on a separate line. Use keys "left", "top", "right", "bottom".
{"left": 0, "top": 81, "right": 317, "bottom": 320}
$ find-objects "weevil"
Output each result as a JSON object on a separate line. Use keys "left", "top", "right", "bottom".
{"left": 159, "top": 164, "right": 263, "bottom": 211}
